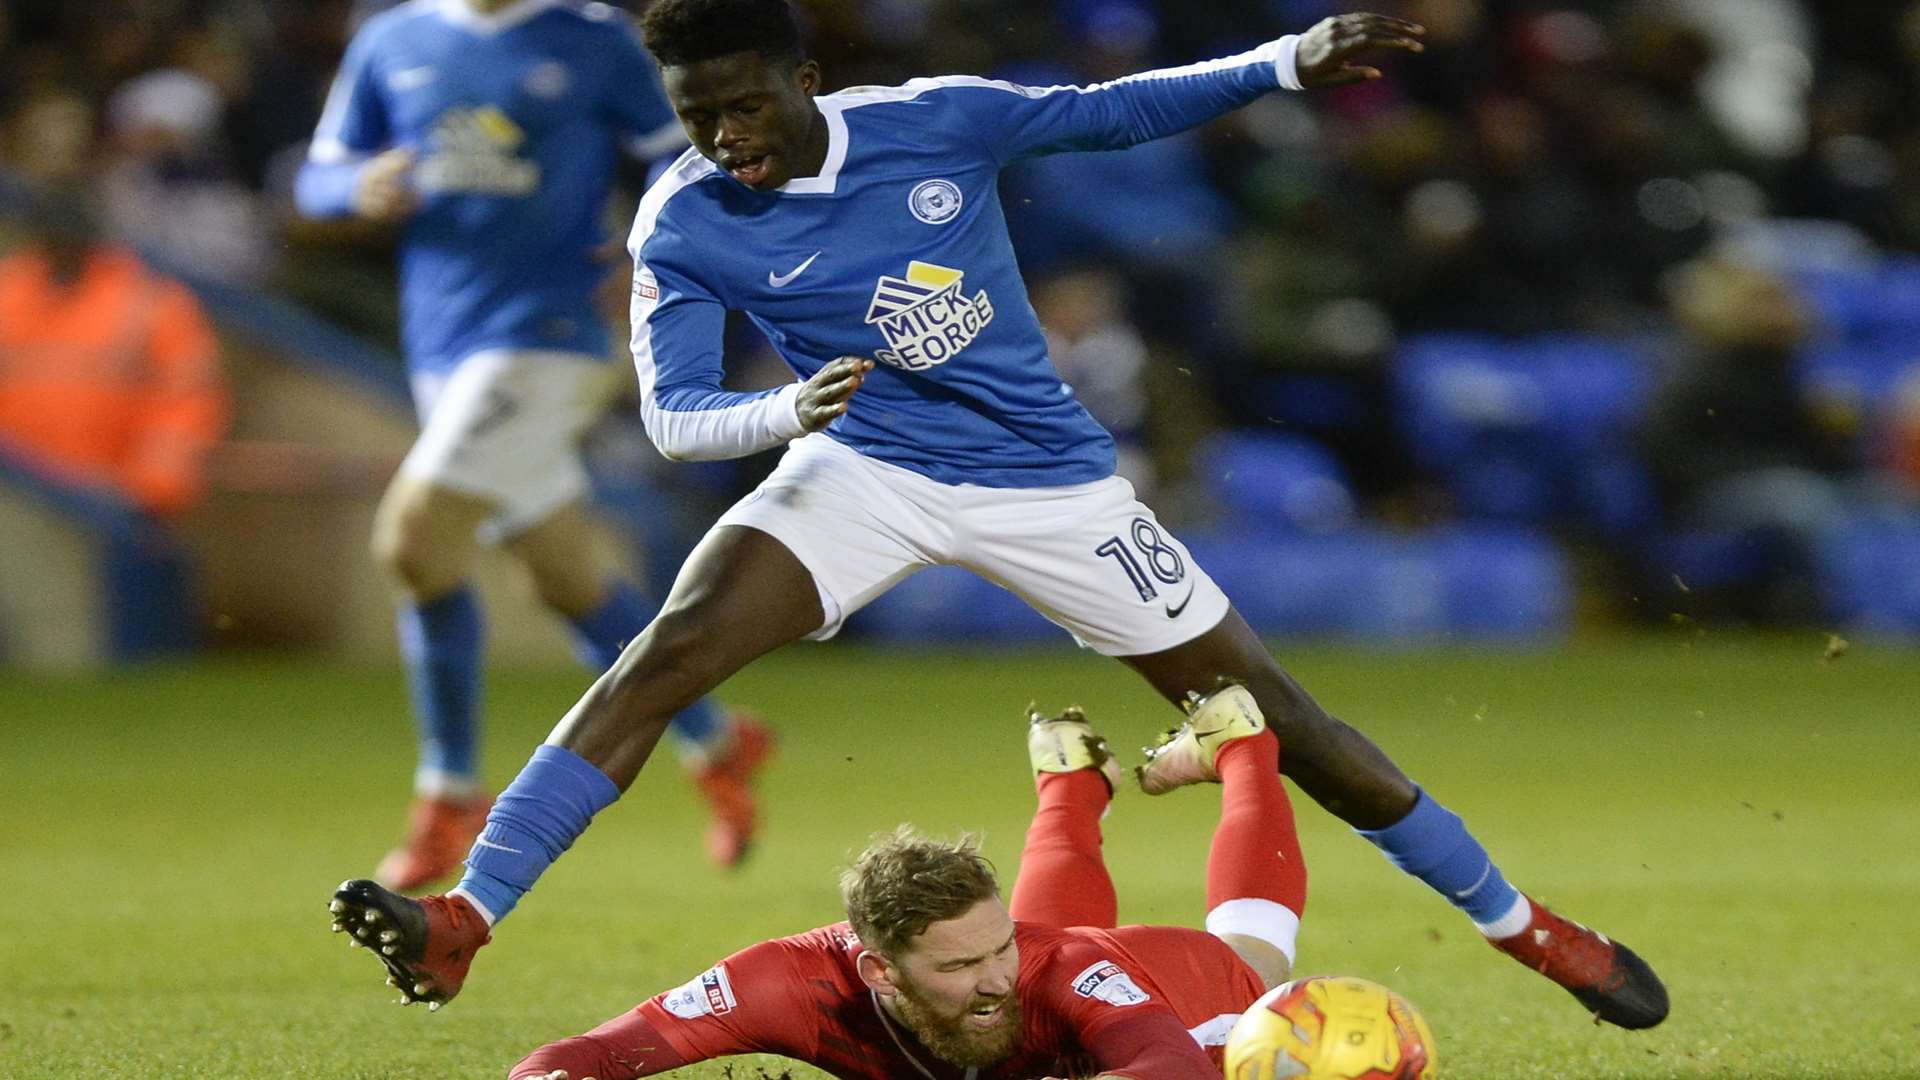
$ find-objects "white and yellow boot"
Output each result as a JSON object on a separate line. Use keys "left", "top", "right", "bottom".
{"left": 1027, "top": 704, "right": 1125, "bottom": 795}
{"left": 1136, "top": 683, "right": 1267, "bottom": 795}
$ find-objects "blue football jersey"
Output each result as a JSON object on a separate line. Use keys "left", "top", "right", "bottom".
{"left": 298, "top": 0, "right": 682, "bottom": 373}
{"left": 628, "top": 38, "right": 1298, "bottom": 488}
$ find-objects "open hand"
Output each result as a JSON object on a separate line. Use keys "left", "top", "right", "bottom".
{"left": 797, "top": 355, "right": 874, "bottom": 432}
{"left": 352, "top": 147, "right": 420, "bottom": 223}
{"left": 1295, "top": 13, "right": 1425, "bottom": 89}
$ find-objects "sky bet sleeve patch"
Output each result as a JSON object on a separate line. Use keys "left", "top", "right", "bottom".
{"left": 1070, "top": 960, "right": 1152, "bottom": 1007}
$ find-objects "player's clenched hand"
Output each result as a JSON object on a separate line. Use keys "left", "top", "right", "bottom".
{"left": 352, "top": 148, "right": 420, "bottom": 223}
{"left": 796, "top": 355, "right": 874, "bottom": 432}
{"left": 1294, "top": 13, "right": 1424, "bottom": 89}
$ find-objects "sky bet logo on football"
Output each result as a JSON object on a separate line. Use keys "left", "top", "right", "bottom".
{"left": 864, "top": 261, "right": 995, "bottom": 371}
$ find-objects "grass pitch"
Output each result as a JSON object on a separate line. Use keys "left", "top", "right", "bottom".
{"left": 2, "top": 634, "right": 1916, "bottom": 1078}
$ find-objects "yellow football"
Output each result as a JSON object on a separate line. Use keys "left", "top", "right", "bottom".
{"left": 1225, "top": 975, "right": 1437, "bottom": 1079}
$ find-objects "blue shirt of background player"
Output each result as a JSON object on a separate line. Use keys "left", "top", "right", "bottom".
{"left": 296, "top": 0, "right": 683, "bottom": 374}
{"left": 628, "top": 44, "right": 1294, "bottom": 488}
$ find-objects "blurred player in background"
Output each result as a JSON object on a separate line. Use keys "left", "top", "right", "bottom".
{"left": 508, "top": 691, "right": 1301, "bottom": 1080}
{"left": 329, "top": 0, "right": 1666, "bottom": 1033}
{"left": 294, "top": 0, "right": 772, "bottom": 891}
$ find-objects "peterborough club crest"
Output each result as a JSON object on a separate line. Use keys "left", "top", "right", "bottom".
{"left": 864, "top": 260, "right": 995, "bottom": 371}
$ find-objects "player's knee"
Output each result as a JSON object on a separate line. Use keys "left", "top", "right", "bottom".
{"left": 523, "top": 561, "right": 604, "bottom": 617}
{"left": 621, "top": 610, "right": 729, "bottom": 698}
{"left": 371, "top": 511, "right": 464, "bottom": 596}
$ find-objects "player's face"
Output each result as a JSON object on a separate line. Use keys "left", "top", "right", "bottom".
{"left": 662, "top": 51, "right": 824, "bottom": 191}
{"left": 888, "top": 898, "right": 1024, "bottom": 1067}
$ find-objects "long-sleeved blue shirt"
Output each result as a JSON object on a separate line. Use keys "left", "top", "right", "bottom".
{"left": 627, "top": 36, "right": 1301, "bottom": 487}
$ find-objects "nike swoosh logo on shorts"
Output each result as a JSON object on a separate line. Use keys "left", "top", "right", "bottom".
{"left": 768, "top": 251, "right": 821, "bottom": 288}
{"left": 1165, "top": 583, "right": 1196, "bottom": 619}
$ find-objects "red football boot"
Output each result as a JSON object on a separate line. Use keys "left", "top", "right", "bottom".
{"left": 694, "top": 712, "right": 774, "bottom": 868}
{"left": 1492, "top": 896, "right": 1670, "bottom": 1029}
{"left": 329, "top": 879, "right": 490, "bottom": 1010}
{"left": 374, "top": 793, "right": 492, "bottom": 893}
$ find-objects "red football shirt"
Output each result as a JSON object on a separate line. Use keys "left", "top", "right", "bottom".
{"left": 633, "top": 920, "right": 1265, "bottom": 1078}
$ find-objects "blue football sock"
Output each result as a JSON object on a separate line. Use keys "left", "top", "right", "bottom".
{"left": 397, "top": 587, "right": 484, "bottom": 789}
{"left": 567, "top": 581, "right": 722, "bottom": 749}
{"left": 1357, "top": 787, "right": 1526, "bottom": 935}
{"left": 455, "top": 744, "right": 621, "bottom": 924}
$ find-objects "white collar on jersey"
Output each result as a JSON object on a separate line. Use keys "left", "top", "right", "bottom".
{"left": 775, "top": 98, "right": 851, "bottom": 195}
{"left": 436, "top": 0, "right": 557, "bottom": 34}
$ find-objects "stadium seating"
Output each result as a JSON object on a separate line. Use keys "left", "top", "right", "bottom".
{"left": 1186, "top": 525, "right": 1570, "bottom": 643}
{"left": 1793, "top": 257, "right": 1920, "bottom": 345}
{"left": 1191, "top": 429, "right": 1356, "bottom": 534}
{"left": 847, "top": 526, "right": 1571, "bottom": 646}
{"left": 1814, "top": 514, "right": 1920, "bottom": 635}
{"left": 1391, "top": 332, "right": 1653, "bottom": 529}
{"left": 1797, "top": 340, "right": 1920, "bottom": 452}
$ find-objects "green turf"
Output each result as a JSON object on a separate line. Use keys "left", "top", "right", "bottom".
{"left": 2, "top": 634, "right": 1916, "bottom": 1078}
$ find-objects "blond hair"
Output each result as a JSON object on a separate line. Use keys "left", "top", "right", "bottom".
{"left": 840, "top": 826, "right": 1001, "bottom": 959}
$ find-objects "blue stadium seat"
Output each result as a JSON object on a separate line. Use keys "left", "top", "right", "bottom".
{"left": 1243, "top": 373, "right": 1373, "bottom": 437}
{"left": 1394, "top": 332, "right": 1654, "bottom": 529}
{"left": 1430, "top": 527, "right": 1571, "bottom": 641}
{"left": 1791, "top": 265, "right": 1883, "bottom": 341}
{"left": 1798, "top": 342, "right": 1920, "bottom": 455}
{"left": 1392, "top": 332, "right": 1538, "bottom": 474}
{"left": 1192, "top": 430, "right": 1355, "bottom": 534}
{"left": 1189, "top": 526, "right": 1570, "bottom": 642}
{"left": 1185, "top": 531, "right": 1360, "bottom": 635}
{"left": 1531, "top": 334, "right": 1652, "bottom": 454}
{"left": 1813, "top": 515, "right": 1920, "bottom": 635}
{"left": 847, "top": 565, "right": 1062, "bottom": 645}
{"left": 1644, "top": 529, "right": 1774, "bottom": 598}
{"left": 1794, "top": 257, "right": 1920, "bottom": 344}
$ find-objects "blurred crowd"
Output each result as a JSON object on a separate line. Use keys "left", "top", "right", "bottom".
{"left": 4, "top": 0, "right": 1920, "bottom": 624}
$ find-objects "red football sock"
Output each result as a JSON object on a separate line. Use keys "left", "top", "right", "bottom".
{"left": 1207, "top": 730, "right": 1306, "bottom": 916}
{"left": 1009, "top": 769, "right": 1117, "bottom": 929}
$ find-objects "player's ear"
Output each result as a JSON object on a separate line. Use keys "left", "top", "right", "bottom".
{"left": 795, "top": 59, "right": 822, "bottom": 98}
{"left": 855, "top": 949, "right": 902, "bottom": 995}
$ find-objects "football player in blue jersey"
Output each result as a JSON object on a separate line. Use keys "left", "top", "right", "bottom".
{"left": 294, "top": 0, "right": 775, "bottom": 892}
{"left": 328, "top": 0, "right": 1669, "bottom": 1034}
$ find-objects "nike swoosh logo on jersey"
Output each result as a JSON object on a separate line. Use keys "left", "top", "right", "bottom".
{"left": 768, "top": 251, "right": 822, "bottom": 288}
{"left": 1165, "top": 582, "right": 1196, "bottom": 619}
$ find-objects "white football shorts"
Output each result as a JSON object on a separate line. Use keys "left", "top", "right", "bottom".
{"left": 716, "top": 433, "right": 1230, "bottom": 656}
{"left": 400, "top": 349, "right": 621, "bottom": 538}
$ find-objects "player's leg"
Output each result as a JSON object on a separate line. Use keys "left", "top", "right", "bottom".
{"left": 367, "top": 453, "right": 497, "bottom": 892}
{"left": 1008, "top": 706, "right": 1125, "bottom": 929}
{"left": 457, "top": 524, "right": 819, "bottom": 914}
{"left": 1125, "top": 614, "right": 1669, "bottom": 1028}
{"left": 1137, "top": 684, "right": 1306, "bottom": 990}
{"left": 331, "top": 522, "right": 824, "bottom": 1008}
{"left": 329, "top": 434, "right": 939, "bottom": 1007}
{"left": 506, "top": 502, "right": 775, "bottom": 868}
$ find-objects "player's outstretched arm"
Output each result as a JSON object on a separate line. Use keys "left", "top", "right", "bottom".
{"left": 1293, "top": 12, "right": 1426, "bottom": 89}
{"left": 938, "top": 13, "right": 1422, "bottom": 164}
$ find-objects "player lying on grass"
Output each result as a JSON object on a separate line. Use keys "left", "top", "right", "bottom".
{"left": 327, "top": 0, "right": 1667, "bottom": 1033}
{"left": 510, "top": 688, "right": 1300, "bottom": 1080}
